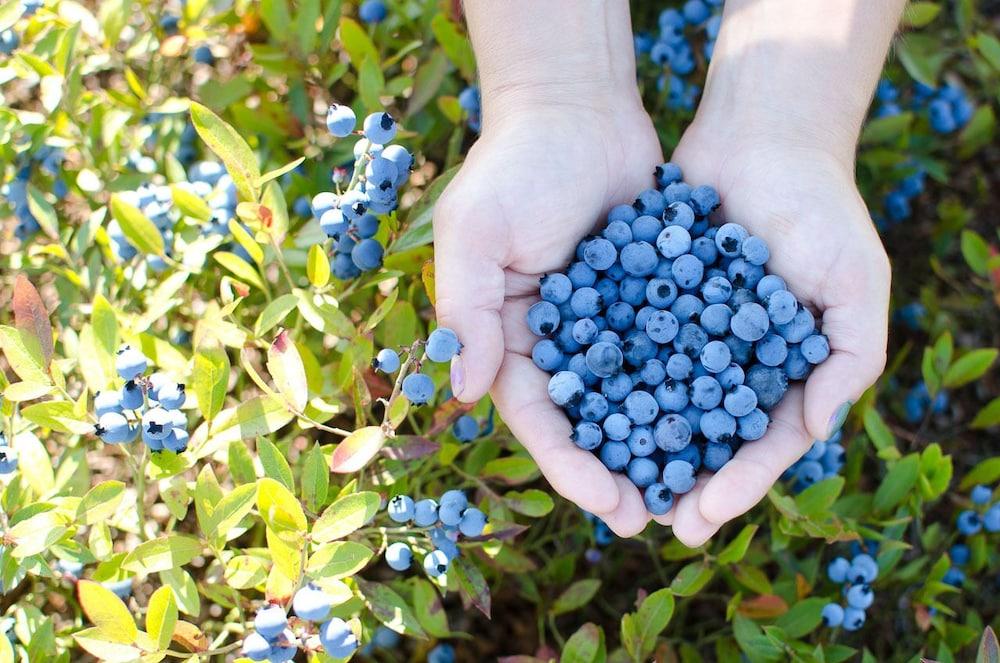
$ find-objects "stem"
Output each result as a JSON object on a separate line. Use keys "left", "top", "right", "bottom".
{"left": 379, "top": 341, "right": 425, "bottom": 434}
{"left": 212, "top": 545, "right": 247, "bottom": 627}
{"left": 124, "top": 445, "right": 150, "bottom": 542}
{"left": 269, "top": 233, "right": 296, "bottom": 291}
{"left": 164, "top": 641, "right": 242, "bottom": 658}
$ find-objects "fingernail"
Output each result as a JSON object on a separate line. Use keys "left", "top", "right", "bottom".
{"left": 827, "top": 401, "right": 853, "bottom": 439}
{"left": 450, "top": 356, "right": 465, "bottom": 398}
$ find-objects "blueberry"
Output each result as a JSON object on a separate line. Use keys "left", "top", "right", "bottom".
{"left": 644, "top": 482, "right": 675, "bottom": 515}
{"left": 387, "top": 495, "right": 415, "bottom": 523}
{"left": 985, "top": 505, "right": 1000, "bottom": 533}
{"left": 639, "top": 358, "right": 667, "bottom": 386}
{"left": 756, "top": 274, "right": 787, "bottom": 299}
{"left": 115, "top": 345, "right": 148, "bottom": 380}
{"left": 673, "top": 323, "right": 708, "bottom": 357}
{"left": 717, "top": 363, "right": 745, "bottom": 390}
{"left": 827, "top": 557, "right": 850, "bottom": 583}
{"left": 385, "top": 541, "right": 413, "bottom": 571}
{"left": 428, "top": 643, "right": 456, "bottom": 663}
{"left": 413, "top": 499, "right": 439, "bottom": 527}
{"left": 957, "top": 509, "right": 982, "bottom": 536}
{"left": 949, "top": 543, "right": 970, "bottom": 566}
{"left": 254, "top": 604, "right": 287, "bottom": 640}
{"left": 618, "top": 276, "right": 649, "bottom": 306}
{"left": 401, "top": 373, "right": 435, "bottom": 404}
{"left": 645, "top": 278, "right": 678, "bottom": 308}
{"left": 653, "top": 413, "right": 692, "bottom": 452}
{"left": 583, "top": 237, "right": 618, "bottom": 271}
{"left": 359, "top": 0, "right": 388, "bottom": 23}
{"left": 572, "top": 422, "right": 603, "bottom": 450}
{"left": 241, "top": 632, "right": 273, "bottom": 661}
{"left": 845, "top": 584, "right": 874, "bottom": 610}
{"left": 740, "top": 236, "right": 769, "bottom": 265}
{"left": 730, "top": 303, "right": 770, "bottom": 342}
{"left": 700, "top": 408, "right": 736, "bottom": 443}
{"left": 745, "top": 365, "right": 788, "bottom": 411}
{"left": 943, "top": 566, "right": 965, "bottom": 586}
{"left": 453, "top": 415, "right": 480, "bottom": 442}
{"left": 527, "top": 301, "right": 561, "bottom": 336}
{"left": 848, "top": 553, "right": 878, "bottom": 584}
{"left": 656, "top": 225, "right": 692, "bottom": 259}
{"left": 645, "top": 310, "right": 680, "bottom": 344}
{"left": 795, "top": 460, "right": 823, "bottom": 487}
{"left": 570, "top": 287, "right": 603, "bottom": 318}
{"left": 666, "top": 353, "right": 694, "bottom": 380}
{"left": 605, "top": 302, "right": 636, "bottom": 331}
{"left": 585, "top": 342, "right": 624, "bottom": 379}
{"left": 325, "top": 103, "right": 357, "bottom": 137}
{"left": 842, "top": 607, "right": 866, "bottom": 631}
{"left": 540, "top": 273, "right": 573, "bottom": 304}
{"left": 426, "top": 328, "right": 461, "bottom": 362}
{"left": 801, "top": 334, "right": 830, "bottom": 364}
{"left": 156, "top": 382, "right": 186, "bottom": 409}
{"left": 664, "top": 201, "right": 695, "bottom": 230}
{"left": 633, "top": 188, "right": 665, "bottom": 218}
{"left": 459, "top": 507, "right": 487, "bottom": 537}
{"left": 775, "top": 307, "right": 815, "bottom": 344}
{"left": 601, "top": 372, "right": 633, "bottom": 403}
{"left": 363, "top": 112, "right": 397, "bottom": 144}
{"left": 598, "top": 440, "right": 631, "bottom": 471}
{"left": 608, "top": 204, "right": 638, "bottom": 225}
{"left": 620, "top": 241, "right": 659, "bottom": 276}
{"left": 783, "top": 345, "right": 811, "bottom": 380}
{"left": 438, "top": 502, "right": 464, "bottom": 527}
{"left": 627, "top": 457, "right": 660, "bottom": 488}
{"left": 654, "top": 162, "right": 683, "bottom": 187}
{"left": 670, "top": 294, "right": 704, "bottom": 323}
{"left": 821, "top": 603, "right": 845, "bottom": 628}
{"left": 671, "top": 254, "right": 704, "bottom": 289}
{"left": 723, "top": 385, "right": 758, "bottom": 417}
{"left": 293, "top": 583, "right": 333, "bottom": 621}
{"left": 654, "top": 379, "right": 689, "bottom": 413}
{"left": 603, "top": 220, "right": 634, "bottom": 249}
{"left": 603, "top": 413, "right": 632, "bottom": 441}
{"left": 714, "top": 223, "right": 748, "bottom": 257}
{"left": 623, "top": 390, "right": 659, "bottom": 425}
{"left": 320, "top": 617, "right": 359, "bottom": 658}
{"left": 699, "top": 340, "right": 731, "bottom": 374}
{"left": 662, "top": 459, "right": 697, "bottom": 494}
{"left": 736, "top": 408, "right": 769, "bottom": 441}
{"left": 373, "top": 348, "right": 401, "bottom": 373}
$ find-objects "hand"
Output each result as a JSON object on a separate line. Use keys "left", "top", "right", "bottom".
{"left": 433, "top": 100, "right": 665, "bottom": 536}
{"left": 656, "top": 119, "right": 891, "bottom": 546}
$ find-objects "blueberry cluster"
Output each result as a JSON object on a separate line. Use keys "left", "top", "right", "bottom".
{"left": 0, "top": 433, "right": 18, "bottom": 475}
{"left": 1, "top": 145, "right": 65, "bottom": 240}
{"left": 372, "top": 328, "right": 461, "bottom": 405}
{"left": 874, "top": 78, "right": 974, "bottom": 134}
{"left": 635, "top": 1, "right": 723, "bottom": 111}
{"left": 583, "top": 511, "right": 615, "bottom": 548}
{"left": 358, "top": 0, "right": 387, "bottom": 24}
{"left": 879, "top": 164, "right": 927, "bottom": 227}
{"left": 528, "top": 163, "right": 830, "bottom": 515}
{"left": 383, "top": 490, "right": 487, "bottom": 579}
{"left": 821, "top": 549, "right": 879, "bottom": 631}
{"left": 784, "top": 431, "right": 845, "bottom": 492}
{"left": 242, "top": 590, "right": 358, "bottom": 661}
{"left": 458, "top": 86, "right": 482, "bottom": 133}
{"left": 92, "top": 345, "right": 190, "bottom": 453}
{"left": 313, "top": 105, "right": 412, "bottom": 280}
{"left": 903, "top": 380, "right": 949, "bottom": 423}
{"left": 945, "top": 484, "right": 1000, "bottom": 586}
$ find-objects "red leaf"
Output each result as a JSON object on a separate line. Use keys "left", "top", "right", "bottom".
{"left": 452, "top": 556, "right": 491, "bottom": 619}
{"left": 330, "top": 426, "right": 386, "bottom": 473}
{"left": 737, "top": 594, "right": 789, "bottom": 619}
{"left": 12, "top": 274, "right": 53, "bottom": 367}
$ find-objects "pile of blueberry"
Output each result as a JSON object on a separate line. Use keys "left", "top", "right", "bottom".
{"left": 0, "top": 433, "right": 18, "bottom": 475}
{"left": 1, "top": 145, "right": 66, "bottom": 240}
{"left": 945, "top": 484, "right": 1000, "bottom": 586}
{"left": 458, "top": 86, "right": 482, "bottom": 133}
{"left": 372, "top": 327, "right": 461, "bottom": 405}
{"left": 635, "top": 2, "right": 723, "bottom": 111}
{"left": 528, "top": 162, "right": 831, "bottom": 516}
{"left": 821, "top": 546, "right": 879, "bottom": 631}
{"left": 312, "top": 105, "right": 412, "bottom": 280}
{"left": 783, "top": 431, "right": 845, "bottom": 492}
{"left": 241, "top": 587, "right": 359, "bottom": 661}
{"left": 92, "top": 345, "right": 191, "bottom": 453}
{"left": 873, "top": 78, "right": 975, "bottom": 134}
{"left": 383, "top": 489, "right": 487, "bottom": 579}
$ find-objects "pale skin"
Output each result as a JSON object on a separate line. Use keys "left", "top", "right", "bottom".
{"left": 433, "top": 0, "right": 902, "bottom": 545}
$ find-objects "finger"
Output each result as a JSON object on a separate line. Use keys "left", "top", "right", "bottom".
{"left": 500, "top": 296, "right": 540, "bottom": 357}
{"left": 433, "top": 196, "right": 509, "bottom": 403}
{"left": 596, "top": 474, "right": 651, "bottom": 538}
{"left": 651, "top": 509, "right": 675, "bottom": 527}
{"left": 698, "top": 387, "right": 811, "bottom": 525}
{"left": 803, "top": 254, "right": 890, "bottom": 441}
{"left": 491, "top": 352, "right": 621, "bottom": 514}
{"left": 671, "top": 477, "right": 721, "bottom": 548}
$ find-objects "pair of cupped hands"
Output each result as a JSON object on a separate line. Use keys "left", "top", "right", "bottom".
{"left": 432, "top": 93, "right": 890, "bottom": 546}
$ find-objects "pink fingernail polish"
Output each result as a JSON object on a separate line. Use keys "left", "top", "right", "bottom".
{"left": 450, "top": 356, "right": 465, "bottom": 397}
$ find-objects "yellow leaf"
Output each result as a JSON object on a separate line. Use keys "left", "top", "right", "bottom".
{"left": 146, "top": 586, "right": 178, "bottom": 651}
{"left": 77, "top": 580, "right": 138, "bottom": 644}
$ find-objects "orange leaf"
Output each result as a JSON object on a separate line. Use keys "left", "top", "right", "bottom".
{"left": 171, "top": 621, "right": 209, "bottom": 652}
{"left": 737, "top": 594, "right": 789, "bottom": 619}
{"left": 13, "top": 274, "right": 52, "bottom": 367}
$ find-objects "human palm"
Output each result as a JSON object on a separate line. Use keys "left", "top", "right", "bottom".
{"left": 433, "top": 107, "right": 665, "bottom": 529}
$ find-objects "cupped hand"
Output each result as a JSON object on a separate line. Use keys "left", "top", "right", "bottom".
{"left": 433, "top": 103, "right": 664, "bottom": 536}
{"left": 657, "top": 122, "right": 891, "bottom": 546}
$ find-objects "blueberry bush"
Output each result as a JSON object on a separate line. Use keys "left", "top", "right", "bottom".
{"left": 1, "top": 1, "right": 999, "bottom": 661}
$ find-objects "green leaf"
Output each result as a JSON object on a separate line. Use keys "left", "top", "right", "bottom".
{"left": 312, "top": 491, "right": 380, "bottom": 543}
{"left": 77, "top": 481, "right": 126, "bottom": 526}
{"left": 256, "top": 477, "right": 307, "bottom": 541}
{"left": 732, "top": 614, "right": 783, "bottom": 662}
{"left": 355, "top": 578, "right": 427, "bottom": 638}
{"left": 972, "top": 396, "right": 1000, "bottom": 429}
{"left": 430, "top": 14, "right": 475, "bottom": 79}
{"left": 670, "top": 562, "right": 714, "bottom": 597}
{"left": 412, "top": 578, "right": 450, "bottom": 638}
{"left": 961, "top": 230, "right": 991, "bottom": 276}
{"left": 775, "top": 597, "right": 826, "bottom": 638}
{"left": 260, "top": 0, "right": 292, "bottom": 38}
{"left": 943, "top": 349, "right": 997, "bottom": 388}
{"left": 795, "top": 477, "right": 845, "bottom": 516}
{"left": 863, "top": 406, "right": 897, "bottom": 456}
{"left": 503, "top": 489, "right": 555, "bottom": 517}
{"left": 452, "top": 556, "right": 491, "bottom": 618}
{"left": 121, "top": 535, "right": 203, "bottom": 574}
{"left": 482, "top": 456, "right": 540, "bottom": 484}
{"left": 109, "top": 194, "right": 165, "bottom": 256}
{"left": 0, "top": 0, "right": 24, "bottom": 31}
{"left": 561, "top": 623, "right": 606, "bottom": 663}
{"left": 551, "top": 579, "right": 601, "bottom": 616}
{"left": 0, "top": 325, "right": 50, "bottom": 384}
{"left": 225, "top": 555, "right": 269, "bottom": 589}
{"left": 190, "top": 101, "right": 261, "bottom": 203}
{"left": 146, "top": 585, "right": 178, "bottom": 651}
{"left": 874, "top": 453, "right": 921, "bottom": 513}
{"left": 26, "top": 184, "right": 58, "bottom": 239}
{"left": 306, "top": 541, "right": 374, "bottom": 579}
{"left": 209, "top": 483, "right": 257, "bottom": 542}
{"left": 192, "top": 347, "right": 229, "bottom": 423}
{"left": 959, "top": 106, "right": 996, "bottom": 157}
{"left": 77, "top": 580, "right": 138, "bottom": 644}
{"left": 359, "top": 55, "right": 385, "bottom": 112}
{"left": 170, "top": 184, "right": 212, "bottom": 222}
{"left": 895, "top": 34, "right": 947, "bottom": 88}
{"left": 717, "top": 524, "right": 759, "bottom": 565}
{"left": 267, "top": 329, "right": 308, "bottom": 412}
{"left": 960, "top": 458, "right": 1000, "bottom": 490}
{"left": 255, "top": 294, "right": 299, "bottom": 338}
{"left": 630, "top": 589, "right": 674, "bottom": 659}
{"left": 257, "top": 437, "right": 294, "bottom": 490}
{"left": 295, "top": 289, "right": 356, "bottom": 338}
{"left": 22, "top": 400, "right": 93, "bottom": 434}
{"left": 91, "top": 294, "right": 119, "bottom": 361}
{"left": 306, "top": 244, "right": 330, "bottom": 288}
{"left": 976, "top": 32, "right": 1000, "bottom": 71}
{"left": 860, "top": 112, "right": 913, "bottom": 145}
{"left": 214, "top": 251, "right": 267, "bottom": 291}
{"left": 228, "top": 219, "right": 265, "bottom": 265}
{"left": 903, "top": 2, "right": 941, "bottom": 27}
{"left": 258, "top": 157, "right": 306, "bottom": 188}
{"left": 338, "top": 16, "right": 378, "bottom": 69}
{"left": 207, "top": 395, "right": 294, "bottom": 444}
{"left": 301, "top": 443, "right": 329, "bottom": 513}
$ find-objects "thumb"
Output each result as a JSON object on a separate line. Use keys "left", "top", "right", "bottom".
{"left": 432, "top": 194, "right": 508, "bottom": 403}
{"left": 802, "top": 265, "right": 890, "bottom": 441}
